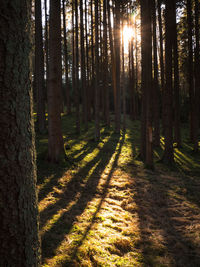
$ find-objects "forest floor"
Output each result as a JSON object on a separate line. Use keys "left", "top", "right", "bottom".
{"left": 36, "top": 114, "right": 200, "bottom": 267}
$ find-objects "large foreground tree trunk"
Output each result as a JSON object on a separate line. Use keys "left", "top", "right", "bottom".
{"left": 0, "top": 1, "right": 40, "bottom": 265}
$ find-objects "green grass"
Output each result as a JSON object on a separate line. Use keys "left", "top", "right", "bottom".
{"left": 37, "top": 113, "right": 200, "bottom": 266}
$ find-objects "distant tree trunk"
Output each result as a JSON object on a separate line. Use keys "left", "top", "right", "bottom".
{"left": 75, "top": 0, "right": 80, "bottom": 133}
{"left": 0, "top": 1, "right": 40, "bottom": 265}
{"left": 85, "top": 0, "right": 90, "bottom": 120}
{"left": 72, "top": 0, "right": 75, "bottom": 113}
{"left": 48, "top": 0, "right": 65, "bottom": 162}
{"left": 157, "top": 0, "right": 164, "bottom": 92}
{"left": 80, "top": 0, "right": 88, "bottom": 130}
{"left": 157, "top": 0, "right": 165, "bottom": 134}
{"left": 172, "top": 0, "right": 181, "bottom": 147}
{"left": 107, "top": 0, "right": 116, "bottom": 117}
{"left": 90, "top": 0, "right": 95, "bottom": 120}
{"left": 35, "top": 0, "right": 46, "bottom": 133}
{"left": 121, "top": 9, "right": 126, "bottom": 130}
{"left": 140, "top": 0, "right": 154, "bottom": 168}
{"left": 114, "top": 1, "right": 121, "bottom": 133}
{"left": 152, "top": 0, "right": 160, "bottom": 147}
{"left": 103, "top": 0, "right": 110, "bottom": 127}
{"left": 62, "top": 0, "right": 71, "bottom": 114}
{"left": 187, "top": 0, "right": 195, "bottom": 142}
{"left": 193, "top": 0, "right": 200, "bottom": 151}
{"left": 162, "top": 0, "right": 174, "bottom": 164}
{"left": 95, "top": 0, "right": 100, "bottom": 141}
{"left": 44, "top": 0, "right": 49, "bottom": 97}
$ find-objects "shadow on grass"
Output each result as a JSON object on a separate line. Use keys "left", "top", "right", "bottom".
{"left": 64, "top": 132, "right": 125, "bottom": 265}
{"left": 133, "top": 168, "right": 200, "bottom": 267}
{"left": 40, "top": 132, "right": 122, "bottom": 262}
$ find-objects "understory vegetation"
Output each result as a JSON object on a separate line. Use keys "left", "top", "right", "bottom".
{"left": 37, "top": 114, "right": 200, "bottom": 267}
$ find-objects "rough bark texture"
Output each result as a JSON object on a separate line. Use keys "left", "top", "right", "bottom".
{"left": 35, "top": 0, "right": 46, "bottom": 133}
{"left": 0, "top": 1, "right": 40, "bottom": 265}
{"left": 162, "top": 0, "right": 174, "bottom": 164}
{"left": 48, "top": 0, "right": 64, "bottom": 162}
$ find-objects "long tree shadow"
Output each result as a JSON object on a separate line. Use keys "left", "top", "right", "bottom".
{"left": 133, "top": 168, "right": 200, "bottom": 266}
{"left": 41, "top": 132, "right": 121, "bottom": 262}
{"left": 65, "top": 132, "right": 125, "bottom": 264}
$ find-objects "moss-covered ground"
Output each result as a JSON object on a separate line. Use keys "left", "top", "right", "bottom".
{"left": 36, "top": 114, "right": 200, "bottom": 267}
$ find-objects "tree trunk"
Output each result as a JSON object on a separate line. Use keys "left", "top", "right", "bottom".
{"left": 152, "top": 0, "right": 160, "bottom": 147}
{"left": 193, "top": 0, "right": 200, "bottom": 152}
{"left": 62, "top": 0, "right": 71, "bottom": 114}
{"left": 75, "top": 0, "right": 80, "bottom": 133}
{"left": 80, "top": 0, "right": 88, "bottom": 130}
{"left": 35, "top": 0, "right": 46, "bottom": 133}
{"left": 140, "top": 0, "right": 154, "bottom": 168}
{"left": 0, "top": 1, "right": 40, "bottom": 265}
{"left": 114, "top": 0, "right": 121, "bottom": 133}
{"left": 48, "top": 0, "right": 65, "bottom": 162}
{"left": 187, "top": 0, "right": 195, "bottom": 142}
{"left": 103, "top": 0, "right": 110, "bottom": 127}
{"left": 95, "top": 0, "right": 100, "bottom": 141}
{"left": 162, "top": 0, "right": 174, "bottom": 164}
{"left": 172, "top": 0, "right": 181, "bottom": 147}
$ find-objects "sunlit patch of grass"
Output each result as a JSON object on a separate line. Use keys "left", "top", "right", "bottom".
{"left": 37, "top": 114, "right": 200, "bottom": 267}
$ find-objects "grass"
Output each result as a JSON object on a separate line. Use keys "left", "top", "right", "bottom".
{"left": 37, "top": 113, "right": 200, "bottom": 266}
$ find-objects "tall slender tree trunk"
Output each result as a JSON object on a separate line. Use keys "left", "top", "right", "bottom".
{"left": 75, "top": 0, "right": 80, "bottom": 133}
{"left": 35, "top": 0, "right": 46, "bottom": 133}
{"left": 187, "top": 0, "right": 195, "bottom": 142}
{"left": 0, "top": 1, "right": 40, "bottom": 265}
{"left": 193, "top": 0, "right": 200, "bottom": 151}
{"left": 95, "top": 0, "right": 100, "bottom": 141}
{"left": 62, "top": 0, "right": 71, "bottom": 114}
{"left": 80, "top": 0, "right": 88, "bottom": 130}
{"left": 121, "top": 9, "right": 126, "bottom": 130}
{"left": 140, "top": 0, "right": 153, "bottom": 168}
{"left": 162, "top": 0, "right": 174, "bottom": 164}
{"left": 72, "top": 0, "right": 75, "bottom": 114}
{"left": 114, "top": 1, "right": 121, "bottom": 133}
{"left": 48, "top": 0, "right": 65, "bottom": 162}
{"left": 152, "top": 0, "right": 160, "bottom": 147}
{"left": 103, "top": 0, "right": 110, "bottom": 127}
{"left": 172, "top": 0, "right": 181, "bottom": 147}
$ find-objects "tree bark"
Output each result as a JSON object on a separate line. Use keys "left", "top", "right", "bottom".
{"left": 162, "top": 0, "right": 174, "bottom": 164}
{"left": 35, "top": 0, "right": 46, "bottom": 134}
{"left": 193, "top": 0, "right": 200, "bottom": 151}
{"left": 95, "top": 0, "right": 100, "bottom": 141}
{"left": 140, "top": 0, "right": 154, "bottom": 168}
{"left": 0, "top": 1, "right": 40, "bottom": 265}
{"left": 80, "top": 0, "right": 88, "bottom": 130}
{"left": 172, "top": 0, "right": 181, "bottom": 147}
{"left": 187, "top": 0, "right": 195, "bottom": 142}
{"left": 48, "top": 0, "right": 65, "bottom": 162}
{"left": 152, "top": 0, "right": 160, "bottom": 147}
{"left": 62, "top": 0, "right": 71, "bottom": 114}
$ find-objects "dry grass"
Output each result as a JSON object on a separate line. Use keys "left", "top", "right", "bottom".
{"left": 37, "top": 115, "right": 200, "bottom": 267}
